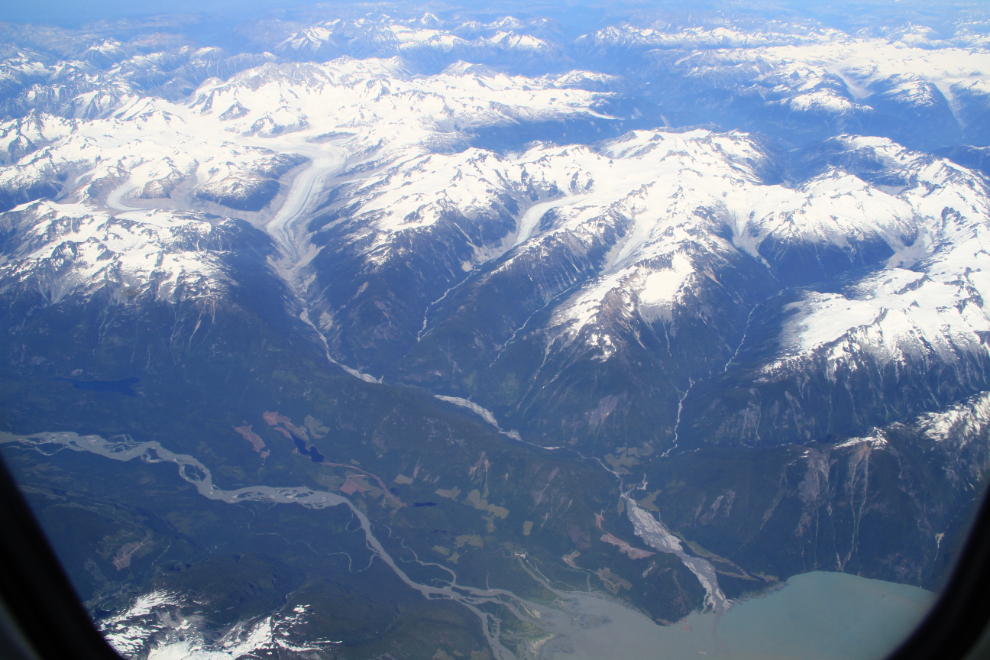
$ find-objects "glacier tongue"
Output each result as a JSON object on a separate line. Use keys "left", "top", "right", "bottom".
{"left": 7, "top": 64, "right": 990, "bottom": 428}
{"left": 4, "top": 11, "right": 990, "bottom": 649}
{"left": 0, "top": 57, "right": 618, "bottom": 321}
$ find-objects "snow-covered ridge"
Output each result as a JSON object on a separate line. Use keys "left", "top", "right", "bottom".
{"left": 305, "top": 124, "right": 990, "bottom": 376}
{"left": 6, "top": 78, "right": 990, "bottom": 391}
{"left": 579, "top": 22, "right": 842, "bottom": 50}
{"left": 490, "top": 132, "right": 933, "bottom": 359}
{"left": 576, "top": 17, "right": 990, "bottom": 139}
{"left": 763, "top": 137, "right": 990, "bottom": 377}
{"left": 2, "top": 20, "right": 990, "bottom": 407}
{"left": 0, "top": 56, "right": 617, "bottom": 317}
{"left": 832, "top": 390, "right": 990, "bottom": 462}
{"left": 0, "top": 112, "right": 77, "bottom": 164}
{"left": 919, "top": 391, "right": 990, "bottom": 447}
{"left": 326, "top": 127, "right": 763, "bottom": 258}
{"left": 0, "top": 57, "right": 615, "bottom": 219}
{"left": 100, "top": 590, "right": 327, "bottom": 660}
{"left": 581, "top": 18, "right": 990, "bottom": 55}
{"left": 663, "top": 34, "right": 990, "bottom": 126}
{"left": 190, "top": 58, "right": 611, "bottom": 152}
{"left": 0, "top": 200, "right": 240, "bottom": 304}
{"left": 273, "top": 13, "right": 565, "bottom": 60}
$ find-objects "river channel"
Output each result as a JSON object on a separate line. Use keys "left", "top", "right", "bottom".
{"left": 1, "top": 431, "right": 935, "bottom": 660}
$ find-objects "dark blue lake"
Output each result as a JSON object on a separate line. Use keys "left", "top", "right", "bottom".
{"left": 290, "top": 432, "right": 324, "bottom": 462}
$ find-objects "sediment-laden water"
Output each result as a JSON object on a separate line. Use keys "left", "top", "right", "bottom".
{"left": 1, "top": 432, "right": 935, "bottom": 660}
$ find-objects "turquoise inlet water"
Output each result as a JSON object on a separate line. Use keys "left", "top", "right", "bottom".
{"left": 547, "top": 571, "right": 936, "bottom": 660}
{"left": 704, "top": 571, "right": 936, "bottom": 660}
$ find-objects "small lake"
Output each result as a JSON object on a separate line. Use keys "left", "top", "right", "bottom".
{"left": 289, "top": 432, "right": 325, "bottom": 462}
{"left": 544, "top": 571, "right": 935, "bottom": 660}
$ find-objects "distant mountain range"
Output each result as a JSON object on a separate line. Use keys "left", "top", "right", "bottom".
{"left": 1, "top": 5, "right": 989, "bottom": 659}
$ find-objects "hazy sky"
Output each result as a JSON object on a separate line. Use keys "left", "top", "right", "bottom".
{"left": 0, "top": 0, "right": 976, "bottom": 34}
{"left": 0, "top": 0, "right": 316, "bottom": 26}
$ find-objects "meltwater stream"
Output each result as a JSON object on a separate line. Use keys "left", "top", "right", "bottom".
{"left": 0, "top": 431, "right": 698, "bottom": 659}
{"left": 624, "top": 494, "right": 728, "bottom": 614}
{"left": 0, "top": 432, "right": 935, "bottom": 660}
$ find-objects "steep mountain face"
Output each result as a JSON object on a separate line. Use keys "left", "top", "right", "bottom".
{"left": 938, "top": 144, "right": 990, "bottom": 177}
{"left": 381, "top": 131, "right": 785, "bottom": 448}
{"left": 0, "top": 21, "right": 280, "bottom": 119}
{"left": 299, "top": 127, "right": 990, "bottom": 458}
{"left": 0, "top": 198, "right": 298, "bottom": 393}
{"left": 240, "top": 12, "right": 573, "bottom": 74}
{"left": 0, "top": 57, "right": 617, "bottom": 224}
{"left": 579, "top": 22, "right": 990, "bottom": 150}
{"left": 646, "top": 390, "right": 990, "bottom": 585}
{"left": 682, "top": 137, "right": 990, "bottom": 448}
{"left": 0, "top": 201, "right": 248, "bottom": 304}
{"left": 0, "top": 7, "right": 989, "bottom": 659}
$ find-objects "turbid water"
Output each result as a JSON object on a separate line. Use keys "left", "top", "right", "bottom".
{"left": 535, "top": 571, "right": 933, "bottom": 660}
{"left": 710, "top": 571, "right": 933, "bottom": 660}
{"left": 1, "top": 432, "right": 935, "bottom": 660}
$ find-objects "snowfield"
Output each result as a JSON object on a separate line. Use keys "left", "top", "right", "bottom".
{"left": 1, "top": 15, "right": 990, "bottom": 419}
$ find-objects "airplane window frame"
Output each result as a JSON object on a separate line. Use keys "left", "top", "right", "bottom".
{"left": 0, "top": 457, "right": 123, "bottom": 660}
{"left": 0, "top": 9, "right": 987, "bottom": 659}
{"left": 2, "top": 453, "right": 990, "bottom": 660}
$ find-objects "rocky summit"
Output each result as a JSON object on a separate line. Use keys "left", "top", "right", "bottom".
{"left": 0, "top": 3, "right": 989, "bottom": 659}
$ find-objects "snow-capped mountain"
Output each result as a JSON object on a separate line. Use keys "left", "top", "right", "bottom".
{"left": 576, "top": 21, "right": 841, "bottom": 51}
{"left": 2, "top": 5, "right": 990, "bottom": 658}
{"left": 580, "top": 18, "right": 990, "bottom": 149}
{"left": 253, "top": 12, "right": 571, "bottom": 72}
{"left": 0, "top": 57, "right": 616, "bottom": 217}
{"left": 0, "top": 27, "right": 278, "bottom": 120}
{"left": 3, "top": 19, "right": 990, "bottom": 464}
{"left": 100, "top": 591, "right": 332, "bottom": 659}
{"left": 292, "top": 123, "right": 990, "bottom": 453}
{"left": 0, "top": 201, "right": 247, "bottom": 305}
{"left": 682, "top": 136, "right": 990, "bottom": 446}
